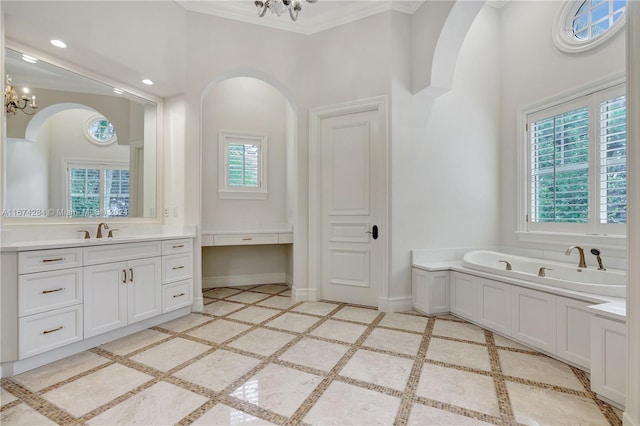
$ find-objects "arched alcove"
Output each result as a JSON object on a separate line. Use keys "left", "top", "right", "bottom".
{"left": 200, "top": 73, "right": 297, "bottom": 291}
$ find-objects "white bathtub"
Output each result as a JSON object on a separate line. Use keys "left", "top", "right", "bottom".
{"left": 461, "top": 250, "right": 626, "bottom": 297}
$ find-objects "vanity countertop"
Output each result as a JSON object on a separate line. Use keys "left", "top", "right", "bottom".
{"left": 0, "top": 232, "right": 196, "bottom": 252}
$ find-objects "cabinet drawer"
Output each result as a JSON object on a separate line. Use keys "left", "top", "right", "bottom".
{"left": 19, "top": 305, "right": 83, "bottom": 359}
{"left": 162, "top": 239, "right": 193, "bottom": 255}
{"left": 84, "top": 241, "right": 161, "bottom": 265}
{"left": 19, "top": 248, "right": 83, "bottom": 274}
{"left": 213, "top": 234, "right": 278, "bottom": 246}
{"left": 19, "top": 268, "right": 83, "bottom": 317}
{"left": 162, "top": 280, "right": 192, "bottom": 313}
{"left": 163, "top": 253, "right": 193, "bottom": 284}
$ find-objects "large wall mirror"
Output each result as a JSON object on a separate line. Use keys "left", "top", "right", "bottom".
{"left": 3, "top": 47, "right": 158, "bottom": 220}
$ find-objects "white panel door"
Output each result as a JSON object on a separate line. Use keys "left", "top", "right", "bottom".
{"left": 320, "top": 109, "right": 383, "bottom": 306}
{"left": 127, "top": 257, "right": 162, "bottom": 324}
{"left": 84, "top": 262, "right": 127, "bottom": 338}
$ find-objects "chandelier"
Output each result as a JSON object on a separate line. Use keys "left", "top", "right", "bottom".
{"left": 4, "top": 75, "right": 37, "bottom": 116}
{"left": 254, "top": 0, "right": 318, "bottom": 21}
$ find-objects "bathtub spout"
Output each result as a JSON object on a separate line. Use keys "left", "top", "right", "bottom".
{"left": 565, "top": 246, "right": 587, "bottom": 268}
{"left": 498, "top": 260, "right": 512, "bottom": 271}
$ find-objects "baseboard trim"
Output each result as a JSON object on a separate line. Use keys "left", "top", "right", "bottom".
{"left": 191, "top": 296, "right": 204, "bottom": 312}
{"left": 285, "top": 273, "right": 293, "bottom": 288}
{"left": 203, "top": 273, "right": 287, "bottom": 289}
{"left": 292, "top": 287, "right": 317, "bottom": 302}
{"left": 378, "top": 296, "right": 413, "bottom": 313}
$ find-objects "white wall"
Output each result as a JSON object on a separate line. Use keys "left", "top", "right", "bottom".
{"left": 499, "top": 1, "right": 626, "bottom": 252}
{"left": 389, "top": 6, "right": 502, "bottom": 298}
{"left": 201, "top": 77, "right": 289, "bottom": 230}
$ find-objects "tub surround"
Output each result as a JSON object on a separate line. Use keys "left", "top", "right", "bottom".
{"left": 411, "top": 247, "right": 627, "bottom": 409}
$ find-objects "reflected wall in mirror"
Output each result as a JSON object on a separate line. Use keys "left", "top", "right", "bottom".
{"left": 3, "top": 48, "right": 158, "bottom": 219}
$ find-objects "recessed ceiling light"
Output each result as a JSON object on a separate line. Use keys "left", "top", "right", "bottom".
{"left": 22, "top": 54, "right": 38, "bottom": 63}
{"left": 113, "top": 88, "right": 124, "bottom": 94}
{"left": 142, "top": 79, "right": 154, "bottom": 85}
{"left": 50, "top": 39, "right": 67, "bottom": 48}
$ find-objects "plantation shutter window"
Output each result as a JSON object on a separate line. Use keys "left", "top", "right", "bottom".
{"left": 526, "top": 83, "right": 626, "bottom": 235}
{"left": 67, "top": 163, "right": 130, "bottom": 218}
{"left": 218, "top": 130, "right": 269, "bottom": 200}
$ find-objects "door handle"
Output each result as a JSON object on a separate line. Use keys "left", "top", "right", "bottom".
{"left": 366, "top": 225, "right": 379, "bottom": 240}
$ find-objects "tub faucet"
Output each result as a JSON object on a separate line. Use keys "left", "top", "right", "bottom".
{"left": 96, "top": 222, "right": 109, "bottom": 239}
{"left": 498, "top": 260, "right": 512, "bottom": 271}
{"left": 538, "top": 267, "right": 553, "bottom": 277}
{"left": 590, "top": 248, "right": 606, "bottom": 271}
{"left": 565, "top": 245, "right": 587, "bottom": 268}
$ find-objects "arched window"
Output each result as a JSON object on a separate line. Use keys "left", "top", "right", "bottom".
{"left": 85, "top": 115, "right": 117, "bottom": 145}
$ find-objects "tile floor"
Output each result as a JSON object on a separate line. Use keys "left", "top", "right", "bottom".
{"left": 0, "top": 283, "right": 622, "bottom": 425}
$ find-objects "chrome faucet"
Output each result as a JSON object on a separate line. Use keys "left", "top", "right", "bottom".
{"left": 565, "top": 245, "right": 587, "bottom": 268}
{"left": 96, "top": 222, "right": 109, "bottom": 239}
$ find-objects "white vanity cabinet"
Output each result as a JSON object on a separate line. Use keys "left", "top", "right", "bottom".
{"left": 17, "top": 248, "right": 84, "bottom": 359}
{"left": 83, "top": 241, "right": 162, "bottom": 338}
{"left": 161, "top": 239, "right": 193, "bottom": 313}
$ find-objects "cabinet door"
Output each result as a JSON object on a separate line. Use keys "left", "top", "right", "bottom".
{"left": 450, "top": 273, "right": 476, "bottom": 321}
{"left": 591, "top": 316, "right": 626, "bottom": 406}
{"left": 127, "top": 257, "right": 162, "bottom": 324}
{"left": 476, "top": 278, "right": 511, "bottom": 336}
{"left": 557, "top": 296, "right": 591, "bottom": 369}
{"left": 512, "top": 286, "right": 556, "bottom": 353}
{"left": 84, "top": 262, "right": 127, "bottom": 338}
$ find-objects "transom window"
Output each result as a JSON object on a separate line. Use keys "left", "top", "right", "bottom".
{"left": 525, "top": 83, "right": 626, "bottom": 235}
{"left": 553, "top": 0, "right": 627, "bottom": 53}
{"left": 218, "top": 130, "right": 268, "bottom": 200}
{"left": 67, "top": 162, "right": 130, "bottom": 217}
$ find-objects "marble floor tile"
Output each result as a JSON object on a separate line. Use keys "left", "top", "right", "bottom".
{"left": 379, "top": 313, "right": 428, "bottom": 333}
{"left": 432, "top": 319, "right": 487, "bottom": 344}
{"left": 87, "top": 381, "right": 207, "bottom": 425}
{"left": 303, "top": 381, "right": 400, "bottom": 425}
{"left": 339, "top": 349, "right": 413, "bottom": 391}
{"left": 99, "top": 328, "right": 171, "bottom": 356}
{"left": 204, "top": 287, "right": 244, "bottom": 299}
{"left": 0, "top": 403, "right": 57, "bottom": 425}
{"left": 265, "top": 312, "right": 321, "bottom": 333}
{"left": 174, "top": 349, "right": 261, "bottom": 392}
{"left": 203, "top": 300, "right": 247, "bottom": 316}
{"left": 0, "top": 387, "right": 18, "bottom": 406}
{"left": 228, "top": 328, "right": 296, "bottom": 356}
{"left": 309, "top": 319, "right": 367, "bottom": 343}
{"left": 228, "top": 306, "right": 281, "bottom": 324}
{"left": 407, "top": 404, "right": 493, "bottom": 426}
{"left": 231, "top": 364, "right": 322, "bottom": 417}
{"left": 332, "top": 306, "right": 380, "bottom": 324}
{"left": 257, "top": 296, "right": 298, "bottom": 310}
{"left": 186, "top": 318, "right": 251, "bottom": 343}
{"left": 226, "top": 292, "right": 271, "bottom": 304}
{"left": 192, "top": 403, "right": 277, "bottom": 425}
{"left": 426, "top": 338, "right": 491, "bottom": 371}
{"left": 41, "top": 364, "right": 152, "bottom": 417}
{"left": 493, "top": 334, "right": 532, "bottom": 351}
{"left": 279, "top": 338, "right": 349, "bottom": 372}
{"left": 499, "top": 350, "right": 586, "bottom": 391}
{"left": 157, "top": 313, "right": 212, "bottom": 332}
{"left": 280, "top": 289, "right": 292, "bottom": 297}
{"left": 363, "top": 328, "right": 423, "bottom": 356}
{"left": 508, "top": 381, "right": 609, "bottom": 425}
{"left": 14, "top": 351, "right": 110, "bottom": 391}
{"left": 416, "top": 363, "right": 500, "bottom": 416}
{"left": 130, "top": 337, "right": 210, "bottom": 372}
{"left": 250, "top": 284, "right": 289, "bottom": 294}
{"left": 292, "top": 302, "right": 340, "bottom": 316}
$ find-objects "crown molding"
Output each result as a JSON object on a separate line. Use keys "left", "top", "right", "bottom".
{"left": 177, "top": 0, "right": 426, "bottom": 35}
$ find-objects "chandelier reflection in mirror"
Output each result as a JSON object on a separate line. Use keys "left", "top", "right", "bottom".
{"left": 254, "top": 0, "right": 318, "bottom": 21}
{"left": 4, "top": 75, "right": 38, "bottom": 116}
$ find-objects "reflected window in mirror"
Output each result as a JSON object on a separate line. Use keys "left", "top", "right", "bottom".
{"left": 67, "top": 162, "right": 129, "bottom": 218}
{"left": 85, "top": 115, "right": 117, "bottom": 145}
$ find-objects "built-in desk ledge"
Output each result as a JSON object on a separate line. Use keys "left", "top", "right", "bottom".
{"left": 586, "top": 301, "right": 626, "bottom": 323}
{"left": 201, "top": 227, "right": 293, "bottom": 247}
{"left": 0, "top": 231, "right": 196, "bottom": 252}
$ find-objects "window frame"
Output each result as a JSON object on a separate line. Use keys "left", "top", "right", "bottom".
{"left": 218, "top": 130, "right": 268, "bottom": 200}
{"left": 516, "top": 75, "right": 626, "bottom": 248}
{"left": 552, "top": 0, "right": 627, "bottom": 54}
{"left": 65, "top": 160, "right": 130, "bottom": 218}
